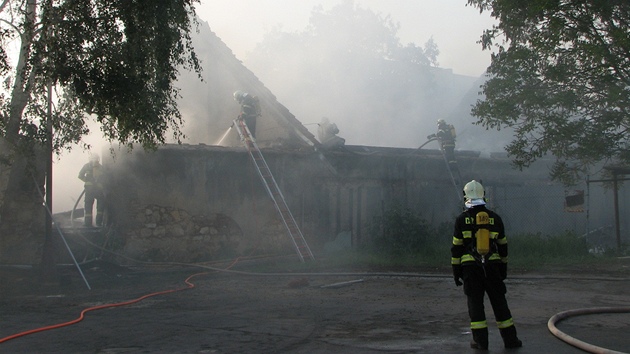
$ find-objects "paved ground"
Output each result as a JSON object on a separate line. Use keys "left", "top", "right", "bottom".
{"left": 1, "top": 258, "right": 629, "bottom": 353}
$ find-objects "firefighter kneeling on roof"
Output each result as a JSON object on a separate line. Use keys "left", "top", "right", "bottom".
{"left": 451, "top": 180, "right": 522, "bottom": 350}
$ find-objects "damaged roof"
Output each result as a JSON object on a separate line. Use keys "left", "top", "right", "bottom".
{"left": 176, "top": 19, "right": 321, "bottom": 150}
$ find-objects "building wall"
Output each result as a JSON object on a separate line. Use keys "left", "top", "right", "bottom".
{"left": 102, "top": 144, "right": 628, "bottom": 262}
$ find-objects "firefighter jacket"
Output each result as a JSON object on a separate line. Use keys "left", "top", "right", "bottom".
{"left": 239, "top": 94, "right": 260, "bottom": 118}
{"left": 436, "top": 124, "right": 456, "bottom": 149}
{"left": 78, "top": 162, "right": 104, "bottom": 189}
{"left": 451, "top": 205, "right": 508, "bottom": 266}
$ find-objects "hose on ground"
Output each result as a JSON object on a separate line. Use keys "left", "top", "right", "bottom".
{"left": 548, "top": 307, "right": 630, "bottom": 354}
{"left": 0, "top": 272, "right": 207, "bottom": 344}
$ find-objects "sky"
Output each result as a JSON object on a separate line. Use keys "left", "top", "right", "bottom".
{"left": 196, "top": 0, "right": 497, "bottom": 77}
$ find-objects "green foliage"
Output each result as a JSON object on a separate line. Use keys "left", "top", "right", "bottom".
{"left": 363, "top": 204, "right": 607, "bottom": 270}
{"left": 467, "top": 0, "right": 630, "bottom": 185}
{"left": 1, "top": 0, "right": 202, "bottom": 153}
{"left": 507, "top": 231, "right": 593, "bottom": 268}
{"left": 367, "top": 206, "right": 450, "bottom": 261}
{"left": 356, "top": 229, "right": 618, "bottom": 271}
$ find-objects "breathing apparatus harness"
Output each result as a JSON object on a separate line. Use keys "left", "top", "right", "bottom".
{"left": 466, "top": 208, "right": 498, "bottom": 277}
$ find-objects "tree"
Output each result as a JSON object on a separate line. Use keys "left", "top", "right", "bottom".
{"left": 1, "top": 0, "right": 201, "bottom": 152}
{"left": 467, "top": 0, "right": 630, "bottom": 184}
{"left": 0, "top": 0, "right": 201, "bottom": 261}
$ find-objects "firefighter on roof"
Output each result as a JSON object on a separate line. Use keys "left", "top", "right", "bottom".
{"left": 427, "top": 119, "right": 456, "bottom": 164}
{"left": 451, "top": 180, "right": 522, "bottom": 350}
{"left": 317, "top": 117, "right": 345, "bottom": 149}
{"left": 233, "top": 90, "right": 261, "bottom": 139}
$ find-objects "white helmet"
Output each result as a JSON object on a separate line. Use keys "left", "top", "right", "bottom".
{"left": 89, "top": 153, "right": 100, "bottom": 162}
{"left": 233, "top": 90, "right": 245, "bottom": 102}
{"left": 463, "top": 180, "right": 484, "bottom": 200}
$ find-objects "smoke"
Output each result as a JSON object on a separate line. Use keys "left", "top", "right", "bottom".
{"left": 240, "top": 3, "right": 483, "bottom": 149}
{"left": 52, "top": 120, "right": 110, "bottom": 213}
{"left": 52, "top": 2, "right": 507, "bottom": 212}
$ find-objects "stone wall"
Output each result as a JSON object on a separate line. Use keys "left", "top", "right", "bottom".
{"left": 121, "top": 204, "right": 243, "bottom": 262}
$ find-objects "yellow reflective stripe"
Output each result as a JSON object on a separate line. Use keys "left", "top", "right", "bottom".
{"left": 452, "top": 237, "right": 463, "bottom": 246}
{"left": 460, "top": 253, "right": 501, "bottom": 263}
{"left": 462, "top": 231, "right": 472, "bottom": 238}
{"left": 461, "top": 254, "right": 475, "bottom": 262}
{"left": 501, "top": 257, "right": 508, "bottom": 263}
{"left": 496, "top": 237, "right": 507, "bottom": 245}
{"left": 471, "top": 320, "right": 488, "bottom": 329}
{"left": 497, "top": 318, "right": 514, "bottom": 329}
{"left": 451, "top": 257, "right": 461, "bottom": 265}
{"left": 490, "top": 231, "right": 499, "bottom": 240}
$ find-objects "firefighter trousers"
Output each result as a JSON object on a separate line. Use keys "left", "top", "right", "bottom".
{"left": 243, "top": 115, "right": 257, "bottom": 138}
{"left": 84, "top": 185, "right": 105, "bottom": 226}
{"left": 462, "top": 263, "right": 514, "bottom": 328}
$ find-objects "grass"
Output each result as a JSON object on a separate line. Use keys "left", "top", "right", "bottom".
{"left": 240, "top": 203, "right": 626, "bottom": 274}
{"left": 310, "top": 231, "right": 626, "bottom": 274}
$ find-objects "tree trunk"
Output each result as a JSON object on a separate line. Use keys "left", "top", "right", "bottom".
{"left": 0, "top": 138, "right": 47, "bottom": 265}
{"left": 0, "top": 0, "right": 54, "bottom": 272}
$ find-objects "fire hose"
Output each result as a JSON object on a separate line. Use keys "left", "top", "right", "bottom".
{"left": 0, "top": 272, "right": 206, "bottom": 344}
{"left": 548, "top": 307, "right": 630, "bottom": 354}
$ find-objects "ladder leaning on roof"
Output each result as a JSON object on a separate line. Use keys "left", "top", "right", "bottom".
{"left": 232, "top": 118, "right": 315, "bottom": 262}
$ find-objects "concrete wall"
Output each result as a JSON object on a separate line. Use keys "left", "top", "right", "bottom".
{"left": 100, "top": 144, "right": 628, "bottom": 262}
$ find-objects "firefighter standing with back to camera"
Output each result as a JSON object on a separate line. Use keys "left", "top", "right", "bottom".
{"left": 451, "top": 180, "right": 522, "bottom": 350}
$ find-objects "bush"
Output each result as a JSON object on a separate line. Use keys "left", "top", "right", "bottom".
{"left": 508, "top": 231, "right": 593, "bottom": 267}
{"left": 364, "top": 207, "right": 608, "bottom": 269}
{"left": 366, "top": 206, "right": 450, "bottom": 262}
{"left": 368, "top": 206, "right": 428, "bottom": 256}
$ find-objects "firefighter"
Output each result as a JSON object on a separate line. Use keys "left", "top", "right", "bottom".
{"left": 233, "top": 90, "right": 261, "bottom": 139}
{"left": 428, "top": 119, "right": 456, "bottom": 163}
{"left": 317, "top": 117, "right": 345, "bottom": 149}
{"left": 78, "top": 153, "right": 105, "bottom": 227}
{"left": 451, "top": 180, "right": 522, "bottom": 350}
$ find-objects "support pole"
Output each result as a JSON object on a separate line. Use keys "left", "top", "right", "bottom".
{"left": 588, "top": 165, "right": 630, "bottom": 253}
{"left": 613, "top": 172, "right": 621, "bottom": 251}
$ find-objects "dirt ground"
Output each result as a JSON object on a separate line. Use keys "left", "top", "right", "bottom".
{"left": 1, "top": 258, "right": 630, "bottom": 354}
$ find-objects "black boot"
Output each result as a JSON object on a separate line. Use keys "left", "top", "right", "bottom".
{"left": 500, "top": 325, "right": 522, "bottom": 348}
{"left": 470, "top": 328, "right": 488, "bottom": 350}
